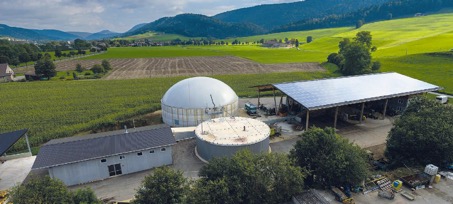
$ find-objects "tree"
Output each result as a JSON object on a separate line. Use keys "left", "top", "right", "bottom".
{"left": 55, "top": 49, "right": 62, "bottom": 59}
{"left": 91, "top": 64, "right": 104, "bottom": 74}
{"left": 101, "top": 60, "right": 112, "bottom": 71}
{"left": 34, "top": 54, "right": 56, "bottom": 80}
{"left": 306, "top": 36, "right": 313, "bottom": 43}
{"left": 72, "top": 72, "right": 78, "bottom": 80}
{"left": 72, "top": 187, "right": 101, "bottom": 204}
{"left": 335, "top": 31, "right": 380, "bottom": 75}
{"left": 9, "top": 176, "right": 73, "bottom": 204}
{"left": 290, "top": 127, "right": 369, "bottom": 187}
{"left": 132, "top": 166, "right": 187, "bottom": 204}
{"left": 385, "top": 96, "right": 453, "bottom": 167}
{"left": 195, "top": 150, "right": 305, "bottom": 204}
{"left": 354, "top": 31, "right": 372, "bottom": 49}
{"left": 341, "top": 42, "right": 371, "bottom": 75}
{"left": 356, "top": 20, "right": 364, "bottom": 29}
{"left": 76, "top": 63, "right": 84, "bottom": 73}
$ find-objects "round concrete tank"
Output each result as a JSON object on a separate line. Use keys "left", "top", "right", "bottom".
{"left": 161, "top": 77, "right": 239, "bottom": 127}
{"left": 195, "top": 117, "right": 270, "bottom": 162}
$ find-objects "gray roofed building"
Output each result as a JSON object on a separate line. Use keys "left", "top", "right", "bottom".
{"left": 32, "top": 125, "right": 176, "bottom": 186}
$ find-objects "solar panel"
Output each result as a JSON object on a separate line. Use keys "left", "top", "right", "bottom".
{"left": 273, "top": 72, "right": 440, "bottom": 110}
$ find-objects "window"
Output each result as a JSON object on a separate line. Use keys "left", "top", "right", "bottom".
{"left": 120, "top": 155, "right": 125, "bottom": 159}
{"left": 101, "top": 159, "right": 106, "bottom": 163}
{"left": 150, "top": 150, "right": 155, "bottom": 154}
{"left": 137, "top": 152, "right": 143, "bottom": 156}
{"left": 161, "top": 148, "right": 166, "bottom": 151}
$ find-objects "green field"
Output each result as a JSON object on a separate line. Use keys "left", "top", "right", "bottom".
{"left": 115, "top": 32, "right": 195, "bottom": 41}
{"left": 3, "top": 13, "right": 453, "bottom": 152}
{"left": 1, "top": 71, "right": 334, "bottom": 153}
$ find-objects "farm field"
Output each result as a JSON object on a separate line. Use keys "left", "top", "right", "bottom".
{"left": 1, "top": 71, "right": 335, "bottom": 153}
{"left": 3, "top": 13, "right": 453, "bottom": 153}
{"left": 52, "top": 56, "right": 324, "bottom": 79}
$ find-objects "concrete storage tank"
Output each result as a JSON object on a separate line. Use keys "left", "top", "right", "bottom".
{"left": 161, "top": 77, "right": 239, "bottom": 127}
{"left": 195, "top": 117, "right": 270, "bottom": 162}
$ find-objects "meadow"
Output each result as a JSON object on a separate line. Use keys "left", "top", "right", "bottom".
{"left": 1, "top": 71, "right": 334, "bottom": 153}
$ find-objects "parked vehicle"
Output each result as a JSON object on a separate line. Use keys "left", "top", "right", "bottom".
{"left": 245, "top": 102, "right": 257, "bottom": 115}
{"left": 436, "top": 95, "right": 448, "bottom": 104}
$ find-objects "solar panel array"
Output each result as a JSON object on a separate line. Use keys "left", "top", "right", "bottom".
{"left": 273, "top": 72, "right": 440, "bottom": 110}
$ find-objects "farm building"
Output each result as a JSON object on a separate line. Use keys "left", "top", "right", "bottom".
{"left": 0, "top": 64, "right": 14, "bottom": 82}
{"left": 161, "top": 77, "right": 239, "bottom": 127}
{"left": 195, "top": 117, "right": 270, "bottom": 162}
{"left": 32, "top": 126, "right": 176, "bottom": 186}
{"left": 253, "top": 72, "right": 440, "bottom": 129}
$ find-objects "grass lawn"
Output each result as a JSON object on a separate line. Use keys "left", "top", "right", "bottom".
{"left": 380, "top": 52, "right": 453, "bottom": 94}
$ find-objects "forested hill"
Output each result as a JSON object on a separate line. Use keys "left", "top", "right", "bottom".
{"left": 274, "top": 0, "right": 453, "bottom": 32}
{"left": 213, "top": 0, "right": 390, "bottom": 30}
{"left": 128, "top": 14, "right": 266, "bottom": 39}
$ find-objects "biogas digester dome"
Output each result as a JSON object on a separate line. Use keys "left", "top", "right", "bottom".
{"left": 195, "top": 117, "right": 270, "bottom": 162}
{"left": 161, "top": 77, "right": 239, "bottom": 127}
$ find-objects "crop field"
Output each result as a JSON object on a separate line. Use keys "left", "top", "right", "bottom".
{"left": 54, "top": 56, "right": 324, "bottom": 79}
{"left": 1, "top": 71, "right": 334, "bottom": 153}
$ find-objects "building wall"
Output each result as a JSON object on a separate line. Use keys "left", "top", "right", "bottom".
{"left": 196, "top": 137, "right": 270, "bottom": 161}
{"left": 161, "top": 100, "right": 238, "bottom": 127}
{"left": 49, "top": 146, "right": 173, "bottom": 186}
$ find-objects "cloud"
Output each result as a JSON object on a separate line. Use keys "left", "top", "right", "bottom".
{"left": 0, "top": 0, "right": 299, "bottom": 32}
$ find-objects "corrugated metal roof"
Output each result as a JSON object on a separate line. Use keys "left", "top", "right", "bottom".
{"left": 0, "top": 129, "right": 28, "bottom": 155}
{"left": 32, "top": 126, "right": 176, "bottom": 169}
{"left": 273, "top": 72, "right": 440, "bottom": 110}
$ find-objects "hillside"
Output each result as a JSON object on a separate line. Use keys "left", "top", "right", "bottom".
{"left": 33, "top": 29, "right": 80, "bottom": 40}
{"left": 275, "top": 0, "right": 453, "bottom": 32}
{"left": 213, "top": 0, "right": 390, "bottom": 30}
{"left": 128, "top": 14, "right": 266, "bottom": 39}
{"left": 85, "top": 30, "right": 120, "bottom": 40}
{"left": 0, "top": 24, "right": 47, "bottom": 40}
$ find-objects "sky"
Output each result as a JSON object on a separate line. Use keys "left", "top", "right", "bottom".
{"left": 0, "top": 0, "right": 299, "bottom": 33}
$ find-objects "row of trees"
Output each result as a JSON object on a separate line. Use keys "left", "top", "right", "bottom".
{"left": 385, "top": 96, "right": 453, "bottom": 167}
{"left": 0, "top": 40, "right": 42, "bottom": 66}
{"left": 328, "top": 31, "right": 380, "bottom": 75}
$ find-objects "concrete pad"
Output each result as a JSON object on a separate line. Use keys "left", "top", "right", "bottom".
{"left": 0, "top": 156, "right": 36, "bottom": 191}
{"left": 338, "top": 117, "right": 393, "bottom": 148}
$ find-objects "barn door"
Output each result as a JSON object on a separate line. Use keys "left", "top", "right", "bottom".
{"left": 108, "top": 163, "right": 122, "bottom": 176}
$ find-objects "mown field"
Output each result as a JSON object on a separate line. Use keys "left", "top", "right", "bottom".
{"left": 1, "top": 71, "right": 335, "bottom": 153}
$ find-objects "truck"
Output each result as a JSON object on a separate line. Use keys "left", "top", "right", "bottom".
{"left": 436, "top": 95, "right": 448, "bottom": 104}
{"left": 331, "top": 187, "right": 355, "bottom": 204}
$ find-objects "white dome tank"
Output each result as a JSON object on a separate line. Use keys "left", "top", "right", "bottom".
{"left": 161, "top": 77, "right": 239, "bottom": 127}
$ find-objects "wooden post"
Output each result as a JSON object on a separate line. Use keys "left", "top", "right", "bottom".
{"left": 334, "top": 107, "right": 339, "bottom": 129}
{"left": 25, "top": 133, "right": 32, "bottom": 155}
{"left": 273, "top": 88, "right": 277, "bottom": 111}
{"left": 359, "top": 102, "right": 365, "bottom": 123}
{"left": 305, "top": 110, "right": 310, "bottom": 130}
{"left": 258, "top": 89, "right": 261, "bottom": 106}
{"left": 382, "top": 99, "right": 389, "bottom": 119}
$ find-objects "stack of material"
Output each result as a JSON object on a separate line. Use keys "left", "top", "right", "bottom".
{"left": 377, "top": 177, "right": 392, "bottom": 191}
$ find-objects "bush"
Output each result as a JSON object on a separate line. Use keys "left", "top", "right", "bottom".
{"left": 84, "top": 72, "right": 92, "bottom": 76}
{"left": 372, "top": 61, "right": 381, "bottom": 71}
{"left": 91, "top": 64, "right": 104, "bottom": 74}
{"left": 59, "top": 76, "right": 66, "bottom": 80}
